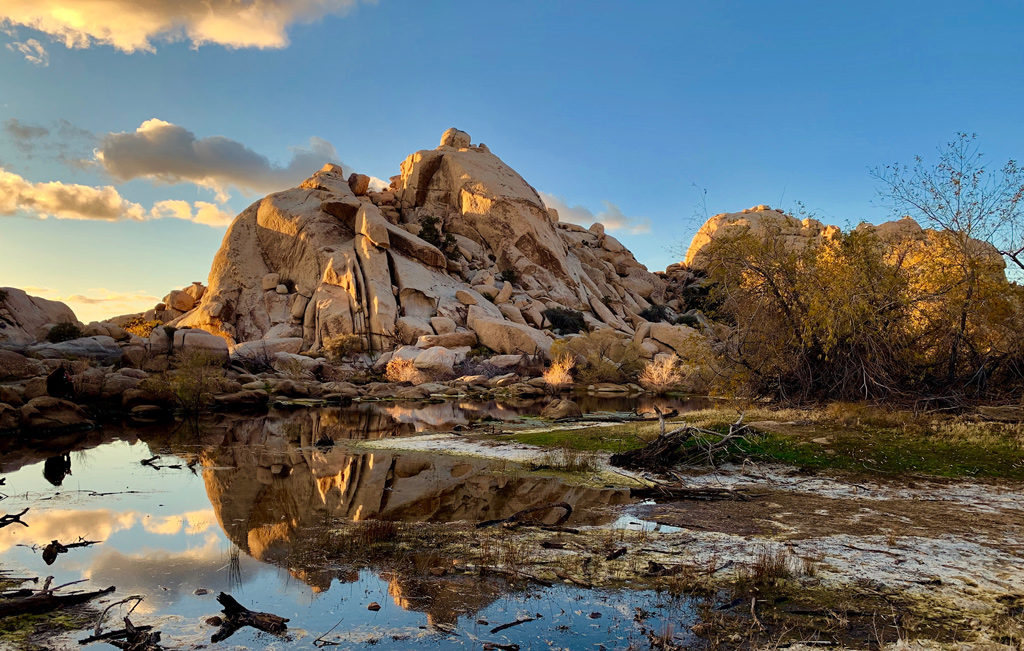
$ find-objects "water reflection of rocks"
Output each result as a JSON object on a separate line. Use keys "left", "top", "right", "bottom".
{"left": 196, "top": 409, "right": 629, "bottom": 624}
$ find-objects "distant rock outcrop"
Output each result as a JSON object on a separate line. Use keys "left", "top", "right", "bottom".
{"left": 0, "top": 287, "right": 80, "bottom": 345}
{"left": 682, "top": 206, "right": 1006, "bottom": 273}
{"left": 175, "top": 129, "right": 668, "bottom": 357}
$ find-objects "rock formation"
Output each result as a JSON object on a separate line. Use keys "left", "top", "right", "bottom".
{"left": 0, "top": 287, "right": 80, "bottom": 345}
{"left": 174, "top": 129, "right": 668, "bottom": 358}
{"left": 682, "top": 206, "right": 1005, "bottom": 273}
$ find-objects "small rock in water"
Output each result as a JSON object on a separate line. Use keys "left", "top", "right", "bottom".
{"left": 476, "top": 618, "right": 488, "bottom": 625}
{"left": 194, "top": 588, "right": 209, "bottom": 595}
{"left": 367, "top": 601, "right": 381, "bottom": 611}
{"left": 205, "top": 616, "right": 223, "bottom": 626}
{"left": 588, "top": 612, "right": 602, "bottom": 619}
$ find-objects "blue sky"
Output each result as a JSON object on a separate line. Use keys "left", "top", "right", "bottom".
{"left": 2, "top": 0, "right": 1023, "bottom": 321}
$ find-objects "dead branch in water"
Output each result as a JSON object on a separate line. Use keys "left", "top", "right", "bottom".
{"left": 0, "top": 507, "right": 29, "bottom": 529}
{"left": 38, "top": 537, "right": 102, "bottom": 565}
{"left": 0, "top": 576, "right": 114, "bottom": 618}
{"left": 210, "top": 592, "right": 288, "bottom": 643}
{"left": 490, "top": 613, "right": 542, "bottom": 634}
{"left": 476, "top": 502, "right": 572, "bottom": 529}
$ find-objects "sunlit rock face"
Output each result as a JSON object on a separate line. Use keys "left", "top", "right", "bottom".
{"left": 683, "top": 207, "right": 1006, "bottom": 274}
{"left": 176, "top": 130, "right": 667, "bottom": 353}
{"left": 0, "top": 287, "right": 80, "bottom": 345}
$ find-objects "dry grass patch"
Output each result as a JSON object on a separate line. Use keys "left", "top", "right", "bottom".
{"left": 542, "top": 354, "right": 575, "bottom": 390}
{"left": 639, "top": 356, "right": 685, "bottom": 394}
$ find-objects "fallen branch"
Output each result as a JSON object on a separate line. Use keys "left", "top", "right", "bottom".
{"left": 610, "top": 416, "right": 755, "bottom": 470}
{"left": 110, "top": 617, "right": 163, "bottom": 650}
{"left": 41, "top": 537, "right": 102, "bottom": 565}
{"left": 476, "top": 503, "right": 572, "bottom": 529}
{"left": 629, "top": 485, "right": 751, "bottom": 502}
{"left": 0, "top": 507, "right": 29, "bottom": 529}
{"left": 210, "top": 592, "right": 288, "bottom": 643}
{"left": 490, "top": 614, "right": 541, "bottom": 634}
{"left": 0, "top": 583, "right": 114, "bottom": 617}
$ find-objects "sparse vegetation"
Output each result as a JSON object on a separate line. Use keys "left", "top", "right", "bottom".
{"left": 122, "top": 315, "right": 162, "bottom": 338}
{"left": 537, "top": 444, "right": 599, "bottom": 473}
{"left": 542, "top": 307, "right": 586, "bottom": 334}
{"left": 550, "top": 329, "right": 644, "bottom": 384}
{"left": 322, "top": 333, "right": 365, "bottom": 361}
{"left": 497, "top": 266, "right": 518, "bottom": 284}
{"left": 418, "top": 215, "right": 459, "bottom": 259}
{"left": 542, "top": 354, "right": 575, "bottom": 389}
{"left": 164, "top": 348, "right": 225, "bottom": 413}
{"left": 45, "top": 321, "right": 83, "bottom": 343}
{"left": 638, "top": 355, "right": 685, "bottom": 394}
{"left": 638, "top": 304, "right": 672, "bottom": 323}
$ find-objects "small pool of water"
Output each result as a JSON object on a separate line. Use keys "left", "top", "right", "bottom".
{"left": 0, "top": 402, "right": 704, "bottom": 649}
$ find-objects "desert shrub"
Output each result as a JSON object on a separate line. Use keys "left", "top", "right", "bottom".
{"left": 550, "top": 329, "right": 644, "bottom": 384}
{"left": 122, "top": 315, "right": 162, "bottom": 338}
{"left": 385, "top": 357, "right": 420, "bottom": 384}
{"left": 542, "top": 307, "right": 586, "bottom": 335}
{"left": 418, "top": 216, "right": 459, "bottom": 260}
{"left": 542, "top": 354, "right": 576, "bottom": 389}
{"left": 699, "top": 217, "right": 1024, "bottom": 401}
{"left": 233, "top": 348, "right": 275, "bottom": 374}
{"left": 638, "top": 304, "right": 672, "bottom": 323}
{"left": 323, "top": 333, "right": 365, "bottom": 362}
{"left": 639, "top": 356, "right": 685, "bottom": 394}
{"left": 275, "top": 356, "right": 314, "bottom": 380}
{"left": 675, "top": 312, "right": 701, "bottom": 328}
{"left": 497, "top": 267, "right": 518, "bottom": 284}
{"left": 453, "top": 357, "right": 503, "bottom": 378}
{"left": 166, "top": 349, "right": 226, "bottom": 414}
{"left": 46, "top": 321, "right": 83, "bottom": 343}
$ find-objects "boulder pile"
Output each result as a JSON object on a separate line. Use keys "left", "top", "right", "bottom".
{"left": 171, "top": 128, "right": 670, "bottom": 359}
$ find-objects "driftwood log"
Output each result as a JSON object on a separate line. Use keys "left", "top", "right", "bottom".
{"left": 210, "top": 592, "right": 288, "bottom": 643}
{"left": 0, "top": 579, "right": 114, "bottom": 618}
{"left": 476, "top": 502, "right": 573, "bottom": 529}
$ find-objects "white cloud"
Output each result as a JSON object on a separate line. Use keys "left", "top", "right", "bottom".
{"left": 6, "top": 37, "right": 48, "bottom": 65}
{"left": 0, "top": 167, "right": 146, "bottom": 221}
{"left": 96, "top": 119, "right": 342, "bottom": 201}
{"left": 151, "top": 199, "right": 234, "bottom": 227}
{"left": 0, "top": 0, "right": 368, "bottom": 54}
{"left": 0, "top": 167, "right": 236, "bottom": 227}
{"left": 539, "top": 192, "right": 651, "bottom": 234}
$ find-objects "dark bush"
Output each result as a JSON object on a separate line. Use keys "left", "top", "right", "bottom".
{"left": 419, "top": 216, "right": 459, "bottom": 260}
{"left": 46, "top": 321, "right": 83, "bottom": 343}
{"left": 497, "top": 267, "right": 519, "bottom": 285}
{"left": 543, "top": 307, "right": 586, "bottom": 334}
{"left": 638, "top": 304, "right": 672, "bottom": 323}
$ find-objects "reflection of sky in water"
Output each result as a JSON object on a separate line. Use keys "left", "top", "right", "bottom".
{"left": 0, "top": 437, "right": 695, "bottom": 649}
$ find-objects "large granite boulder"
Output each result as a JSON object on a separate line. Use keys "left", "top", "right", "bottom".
{"left": 29, "top": 336, "right": 122, "bottom": 364}
{"left": 0, "top": 287, "right": 80, "bottom": 345}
